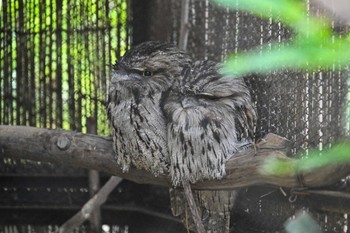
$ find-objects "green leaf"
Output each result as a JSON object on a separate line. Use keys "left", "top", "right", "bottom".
{"left": 221, "top": 36, "right": 350, "bottom": 76}
{"left": 212, "top": 0, "right": 350, "bottom": 76}
{"left": 298, "top": 144, "right": 350, "bottom": 172}
{"left": 211, "top": 0, "right": 325, "bottom": 34}
{"left": 260, "top": 157, "right": 297, "bottom": 176}
{"left": 261, "top": 144, "right": 350, "bottom": 176}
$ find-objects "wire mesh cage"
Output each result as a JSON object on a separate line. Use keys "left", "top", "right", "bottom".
{"left": 169, "top": 0, "right": 349, "bottom": 152}
{"left": 0, "top": 0, "right": 349, "bottom": 232}
{"left": 165, "top": 0, "right": 349, "bottom": 232}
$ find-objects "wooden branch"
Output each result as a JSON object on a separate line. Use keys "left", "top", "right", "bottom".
{"left": 1, "top": 125, "right": 349, "bottom": 190}
{"left": 58, "top": 176, "right": 122, "bottom": 233}
{"left": 178, "top": 0, "right": 190, "bottom": 51}
{"left": 86, "top": 117, "right": 102, "bottom": 233}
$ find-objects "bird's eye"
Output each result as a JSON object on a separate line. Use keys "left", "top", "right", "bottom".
{"left": 143, "top": 70, "right": 153, "bottom": 76}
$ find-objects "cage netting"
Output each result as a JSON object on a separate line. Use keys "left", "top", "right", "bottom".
{"left": 166, "top": 0, "right": 349, "bottom": 232}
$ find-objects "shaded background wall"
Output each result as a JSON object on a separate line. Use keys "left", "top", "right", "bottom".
{"left": 0, "top": 0, "right": 349, "bottom": 232}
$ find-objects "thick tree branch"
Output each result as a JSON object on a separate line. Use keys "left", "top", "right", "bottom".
{"left": 0, "top": 125, "right": 349, "bottom": 190}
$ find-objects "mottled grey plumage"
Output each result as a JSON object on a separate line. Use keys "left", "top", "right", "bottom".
{"left": 107, "top": 41, "right": 256, "bottom": 232}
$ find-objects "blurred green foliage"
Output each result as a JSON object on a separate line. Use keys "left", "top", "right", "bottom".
{"left": 212, "top": 0, "right": 350, "bottom": 174}
{"left": 261, "top": 144, "right": 350, "bottom": 176}
{"left": 211, "top": 1, "right": 350, "bottom": 231}
{"left": 213, "top": 0, "right": 350, "bottom": 76}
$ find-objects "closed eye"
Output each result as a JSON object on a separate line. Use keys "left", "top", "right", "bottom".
{"left": 196, "top": 93, "right": 221, "bottom": 100}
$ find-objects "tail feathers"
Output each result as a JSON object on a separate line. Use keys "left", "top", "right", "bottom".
{"left": 170, "top": 188, "right": 237, "bottom": 233}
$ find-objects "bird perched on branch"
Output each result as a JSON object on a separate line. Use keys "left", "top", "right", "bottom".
{"left": 107, "top": 41, "right": 256, "bottom": 233}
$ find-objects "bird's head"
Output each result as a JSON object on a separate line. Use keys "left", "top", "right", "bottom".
{"left": 110, "top": 41, "right": 192, "bottom": 90}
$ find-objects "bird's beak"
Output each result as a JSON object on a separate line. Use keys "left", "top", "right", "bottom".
{"left": 111, "top": 70, "right": 130, "bottom": 82}
{"left": 111, "top": 70, "right": 142, "bottom": 83}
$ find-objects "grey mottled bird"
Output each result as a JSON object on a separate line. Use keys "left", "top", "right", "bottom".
{"left": 107, "top": 41, "right": 256, "bottom": 232}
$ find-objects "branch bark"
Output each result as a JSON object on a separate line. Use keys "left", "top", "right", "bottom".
{"left": 0, "top": 125, "right": 349, "bottom": 190}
